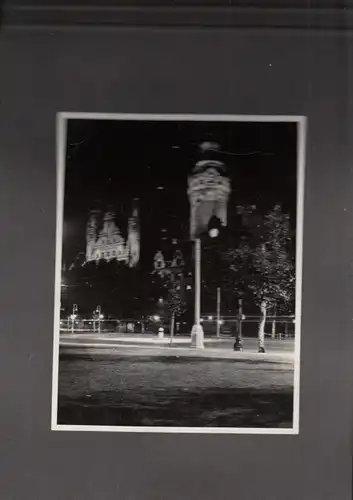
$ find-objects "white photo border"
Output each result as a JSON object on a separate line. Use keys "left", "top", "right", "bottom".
{"left": 51, "top": 113, "right": 307, "bottom": 435}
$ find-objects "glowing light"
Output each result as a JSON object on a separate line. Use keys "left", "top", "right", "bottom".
{"left": 153, "top": 315, "right": 160, "bottom": 322}
{"left": 208, "top": 316, "right": 213, "bottom": 321}
{"left": 209, "top": 228, "right": 219, "bottom": 239}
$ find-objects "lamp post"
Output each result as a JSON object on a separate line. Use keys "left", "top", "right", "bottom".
{"left": 94, "top": 305, "right": 103, "bottom": 334}
{"left": 216, "top": 287, "right": 221, "bottom": 338}
{"left": 191, "top": 238, "right": 204, "bottom": 348}
{"left": 71, "top": 304, "right": 78, "bottom": 334}
{"left": 234, "top": 298, "right": 244, "bottom": 351}
{"left": 191, "top": 215, "right": 222, "bottom": 349}
{"left": 98, "top": 313, "right": 104, "bottom": 334}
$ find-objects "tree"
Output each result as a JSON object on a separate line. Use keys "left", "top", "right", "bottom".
{"left": 166, "top": 276, "right": 187, "bottom": 344}
{"left": 157, "top": 260, "right": 187, "bottom": 343}
{"left": 225, "top": 205, "right": 295, "bottom": 353}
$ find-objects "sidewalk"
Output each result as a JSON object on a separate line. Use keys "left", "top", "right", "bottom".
{"left": 59, "top": 333, "right": 295, "bottom": 364}
{"left": 60, "top": 332, "right": 220, "bottom": 344}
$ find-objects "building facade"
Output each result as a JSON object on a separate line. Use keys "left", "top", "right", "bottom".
{"left": 187, "top": 141, "right": 231, "bottom": 240}
{"left": 85, "top": 200, "right": 140, "bottom": 267}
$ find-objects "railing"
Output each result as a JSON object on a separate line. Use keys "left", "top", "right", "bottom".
{"left": 200, "top": 314, "right": 296, "bottom": 339}
{"left": 59, "top": 314, "right": 295, "bottom": 338}
{"left": 59, "top": 318, "right": 154, "bottom": 335}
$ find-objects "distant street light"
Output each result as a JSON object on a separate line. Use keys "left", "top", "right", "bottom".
{"left": 153, "top": 315, "right": 160, "bottom": 322}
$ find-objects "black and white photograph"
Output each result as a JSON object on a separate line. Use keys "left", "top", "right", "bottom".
{"left": 52, "top": 113, "right": 305, "bottom": 433}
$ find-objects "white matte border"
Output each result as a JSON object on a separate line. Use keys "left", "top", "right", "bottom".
{"left": 51, "top": 112, "right": 307, "bottom": 435}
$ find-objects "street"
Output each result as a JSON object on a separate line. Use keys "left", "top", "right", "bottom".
{"left": 57, "top": 335, "right": 295, "bottom": 429}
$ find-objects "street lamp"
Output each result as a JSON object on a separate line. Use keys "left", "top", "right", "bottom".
{"left": 70, "top": 304, "right": 78, "bottom": 334}
{"left": 93, "top": 305, "right": 103, "bottom": 334}
{"left": 209, "top": 227, "right": 220, "bottom": 239}
{"left": 191, "top": 215, "right": 222, "bottom": 349}
{"left": 233, "top": 298, "right": 244, "bottom": 351}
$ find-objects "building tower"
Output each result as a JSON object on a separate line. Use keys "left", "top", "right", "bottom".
{"left": 153, "top": 250, "right": 167, "bottom": 277}
{"left": 127, "top": 198, "right": 140, "bottom": 268}
{"left": 187, "top": 141, "right": 231, "bottom": 240}
{"left": 85, "top": 207, "right": 129, "bottom": 264}
{"left": 86, "top": 209, "right": 100, "bottom": 261}
{"left": 101, "top": 208, "right": 116, "bottom": 236}
{"left": 171, "top": 249, "right": 185, "bottom": 270}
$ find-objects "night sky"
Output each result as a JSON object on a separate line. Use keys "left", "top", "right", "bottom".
{"left": 62, "top": 118, "right": 297, "bottom": 270}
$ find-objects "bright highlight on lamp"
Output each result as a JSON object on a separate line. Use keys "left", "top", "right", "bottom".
{"left": 209, "top": 228, "right": 219, "bottom": 238}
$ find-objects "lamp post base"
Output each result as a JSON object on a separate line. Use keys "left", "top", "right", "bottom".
{"left": 191, "top": 324, "right": 205, "bottom": 349}
{"left": 233, "top": 338, "right": 243, "bottom": 351}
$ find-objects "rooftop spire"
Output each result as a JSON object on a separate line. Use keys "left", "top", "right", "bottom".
{"left": 199, "top": 141, "right": 220, "bottom": 154}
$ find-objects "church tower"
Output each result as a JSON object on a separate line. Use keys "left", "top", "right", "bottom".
{"left": 86, "top": 209, "right": 100, "bottom": 261}
{"left": 101, "top": 208, "right": 117, "bottom": 236}
{"left": 127, "top": 198, "right": 140, "bottom": 268}
{"left": 187, "top": 141, "right": 231, "bottom": 240}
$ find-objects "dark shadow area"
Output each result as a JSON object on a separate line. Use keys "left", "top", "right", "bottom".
{"left": 58, "top": 387, "right": 293, "bottom": 428}
{"left": 59, "top": 352, "right": 292, "bottom": 367}
{"left": 0, "top": 0, "right": 4, "bottom": 29}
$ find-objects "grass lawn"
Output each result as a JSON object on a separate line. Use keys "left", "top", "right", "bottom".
{"left": 57, "top": 352, "right": 294, "bottom": 428}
